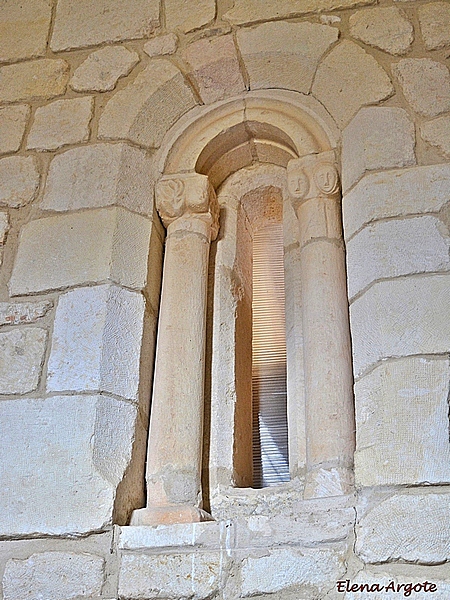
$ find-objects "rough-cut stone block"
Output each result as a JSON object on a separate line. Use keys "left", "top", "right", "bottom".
{"left": 418, "top": 2, "right": 450, "bottom": 50}
{"left": 27, "top": 97, "right": 93, "bottom": 151}
{"left": 51, "top": 0, "right": 160, "bottom": 51}
{"left": 0, "top": 0, "right": 52, "bottom": 63}
{"left": 0, "top": 156, "right": 39, "bottom": 208}
{"left": 0, "top": 300, "right": 53, "bottom": 325}
{"left": 119, "top": 521, "right": 224, "bottom": 550}
{"left": 342, "top": 107, "right": 415, "bottom": 192}
{"left": 343, "top": 164, "right": 450, "bottom": 240}
{"left": 98, "top": 60, "right": 197, "bottom": 148}
{"left": 421, "top": 115, "right": 450, "bottom": 160}
{"left": 0, "top": 105, "right": 30, "bottom": 155}
{"left": 9, "top": 207, "right": 152, "bottom": 295}
{"left": 165, "top": 0, "right": 215, "bottom": 33}
{"left": 349, "top": 7, "right": 413, "bottom": 55}
{"left": 0, "top": 328, "right": 47, "bottom": 394}
{"left": 0, "top": 394, "right": 138, "bottom": 536}
{"left": 70, "top": 46, "right": 139, "bottom": 92}
{"left": 312, "top": 40, "right": 393, "bottom": 128}
{"left": 350, "top": 274, "right": 450, "bottom": 377}
{"left": 47, "top": 285, "right": 144, "bottom": 400}
{"left": 393, "top": 59, "right": 450, "bottom": 118}
{"left": 355, "top": 357, "right": 450, "bottom": 487}
{"left": 42, "top": 143, "right": 155, "bottom": 216}
{"left": 356, "top": 492, "right": 450, "bottom": 563}
{"left": 118, "top": 553, "right": 221, "bottom": 599}
{"left": 3, "top": 552, "right": 104, "bottom": 600}
{"left": 144, "top": 33, "right": 178, "bottom": 57}
{"left": 346, "top": 216, "right": 450, "bottom": 299}
{"left": 0, "top": 59, "right": 69, "bottom": 103}
{"left": 237, "top": 21, "right": 338, "bottom": 94}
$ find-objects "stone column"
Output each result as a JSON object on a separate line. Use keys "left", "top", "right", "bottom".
{"left": 287, "top": 151, "right": 355, "bottom": 499}
{"left": 131, "top": 172, "right": 219, "bottom": 525}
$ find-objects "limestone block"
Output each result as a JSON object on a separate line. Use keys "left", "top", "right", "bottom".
{"left": 118, "top": 553, "right": 221, "bottom": 599}
{"left": 27, "top": 97, "right": 93, "bottom": 151}
{"left": 51, "top": 0, "right": 160, "bottom": 51}
{"left": 343, "top": 164, "right": 450, "bottom": 240}
{"left": 9, "top": 208, "right": 152, "bottom": 295}
{"left": 356, "top": 492, "right": 450, "bottom": 563}
{"left": 118, "top": 521, "right": 224, "bottom": 550}
{"left": 0, "top": 105, "right": 30, "bottom": 155}
{"left": 236, "top": 21, "right": 338, "bottom": 94}
{"left": 0, "top": 59, "right": 69, "bottom": 103}
{"left": 47, "top": 285, "right": 144, "bottom": 400}
{"left": 342, "top": 107, "right": 415, "bottom": 192}
{"left": 70, "top": 46, "right": 139, "bottom": 92}
{"left": 349, "top": 7, "right": 413, "bottom": 55}
{"left": 183, "top": 35, "right": 245, "bottom": 104}
{"left": 418, "top": 2, "right": 450, "bottom": 50}
{"left": 3, "top": 552, "right": 104, "bottom": 600}
{"left": 355, "top": 357, "right": 450, "bottom": 487}
{"left": 144, "top": 33, "right": 178, "bottom": 57}
{"left": 350, "top": 274, "right": 450, "bottom": 377}
{"left": 393, "top": 59, "right": 450, "bottom": 118}
{"left": 0, "top": 394, "right": 138, "bottom": 536}
{"left": 0, "top": 0, "right": 52, "bottom": 63}
{"left": 42, "top": 143, "right": 155, "bottom": 216}
{"left": 0, "top": 300, "right": 53, "bottom": 325}
{"left": 98, "top": 60, "right": 197, "bottom": 148}
{"left": 346, "top": 216, "right": 450, "bottom": 299}
{"left": 165, "top": 0, "right": 215, "bottom": 33}
{"left": 421, "top": 115, "right": 450, "bottom": 160}
{"left": 0, "top": 156, "right": 39, "bottom": 208}
{"left": 0, "top": 328, "right": 47, "bottom": 394}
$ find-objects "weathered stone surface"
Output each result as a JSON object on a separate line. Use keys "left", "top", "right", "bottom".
{"left": 350, "top": 274, "right": 450, "bottom": 377}
{"left": 0, "top": 328, "right": 47, "bottom": 394}
{"left": 165, "top": 0, "right": 215, "bottom": 33}
{"left": 0, "top": 59, "right": 69, "bottom": 103}
{"left": 70, "top": 46, "right": 139, "bottom": 92}
{"left": 47, "top": 285, "right": 144, "bottom": 400}
{"left": 349, "top": 7, "right": 413, "bottom": 55}
{"left": 0, "top": 300, "right": 53, "bottom": 325}
{"left": 355, "top": 357, "right": 450, "bottom": 487}
{"left": 9, "top": 208, "right": 153, "bottom": 295}
{"left": 418, "top": 2, "right": 450, "bottom": 50}
{"left": 346, "top": 216, "right": 450, "bottom": 299}
{"left": 236, "top": 21, "right": 338, "bottom": 94}
{"left": 183, "top": 34, "right": 245, "bottom": 104}
{"left": 312, "top": 40, "right": 394, "bottom": 127}
{"left": 119, "top": 521, "right": 224, "bottom": 550}
{"left": 27, "top": 97, "right": 93, "bottom": 151}
{"left": 98, "top": 60, "right": 197, "bottom": 148}
{"left": 144, "top": 33, "right": 178, "bottom": 57}
{"left": 51, "top": 0, "right": 160, "bottom": 51}
{"left": 3, "top": 552, "right": 104, "bottom": 600}
{"left": 0, "top": 105, "right": 30, "bottom": 155}
{"left": 343, "top": 164, "right": 450, "bottom": 240}
{"left": 42, "top": 143, "right": 154, "bottom": 216}
{"left": 0, "top": 156, "right": 39, "bottom": 208}
{"left": 0, "top": 394, "right": 138, "bottom": 536}
{"left": 356, "top": 492, "right": 450, "bottom": 563}
{"left": 421, "top": 115, "right": 450, "bottom": 160}
{"left": 342, "top": 107, "right": 415, "bottom": 192}
{"left": 0, "top": 0, "right": 52, "bottom": 63}
{"left": 393, "top": 59, "right": 450, "bottom": 118}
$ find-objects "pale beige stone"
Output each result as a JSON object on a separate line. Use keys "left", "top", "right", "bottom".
{"left": 0, "top": 0, "right": 52, "bottom": 63}
{"left": 0, "top": 59, "right": 69, "bottom": 103}
{"left": 355, "top": 357, "right": 450, "bottom": 487}
{"left": 312, "top": 40, "right": 394, "bottom": 127}
{"left": 0, "top": 105, "right": 30, "bottom": 155}
{"left": 165, "top": 0, "right": 215, "bottom": 33}
{"left": 51, "top": 0, "right": 160, "bottom": 51}
{"left": 237, "top": 21, "right": 338, "bottom": 94}
{"left": 118, "top": 521, "right": 224, "bottom": 551}
{"left": 70, "top": 46, "right": 139, "bottom": 92}
{"left": 421, "top": 115, "right": 450, "bottom": 159}
{"left": 342, "top": 107, "right": 415, "bottom": 192}
{"left": 0, "top": 156, "right": 40, "bottom": 208}
{"left": 349, "top": 7, "right": 413, "bottom": 55}
{"left": 27, "top": 97, "right": 93, "bottom": 151}
{"left": 98, "top": 60, "right": 197, "bottom": 148}
{"left": 144, "top": 33, "right": 178, "bottom": 57}
{"left": 3, "top": 552, "right": 104, "bottom": 600}
{"left": 0, "top": 300, "right": 53, "bottom": 325}
{"left": 0, "top": 328, "right": 46, "bottom": 394}
{"left": 356, "top": 492, "right": 450, "bottom": 563}
{"left": 393, "top": 58, "right": 450, "bottom": 117}
{"left": 418, "top": 2, "right": 450, "bottom": 50}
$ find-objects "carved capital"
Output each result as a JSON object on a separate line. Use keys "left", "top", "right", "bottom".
{"left": 156, "top": 173, "right": 219, "bottom": 240}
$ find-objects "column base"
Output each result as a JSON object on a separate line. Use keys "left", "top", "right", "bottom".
{"left": 304, "top": 466, "right": 354, "bottom": 499}
{"left": 130, "top": 505, "right": 213, "bottom": 526}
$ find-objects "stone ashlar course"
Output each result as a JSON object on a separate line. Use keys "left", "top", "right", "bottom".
{"left": 0, "top": 59, "right": 69, "bottom": 103}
